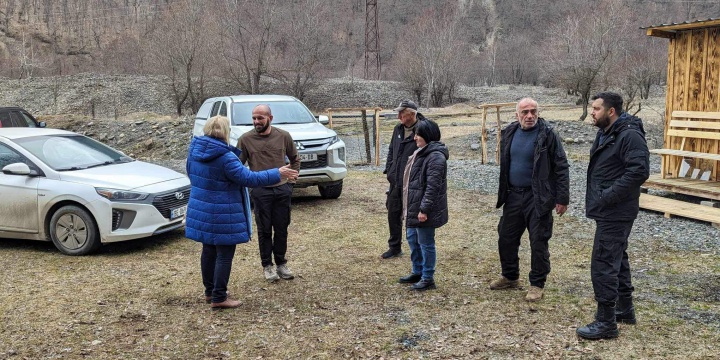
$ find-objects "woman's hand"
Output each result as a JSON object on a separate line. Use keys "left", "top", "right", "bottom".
{"left": 279, "top": 164, "right": 299, "bottom": 181}
{"left": 418, "top": 212, "right": 427, "bottom": 222}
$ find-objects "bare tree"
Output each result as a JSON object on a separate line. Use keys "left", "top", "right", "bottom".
{"left": 543, "top": 0, "right": 630, "bottom": 121}
{"left": 145, "top": 0, "right": 214, "bottom": 115}
{"left": 396, "top": 11, "right": 467, "bottom": 107}
{"left": 219, "top": 0, "right": 278, "bottom": 94}
{"left": 271, "top": 0, "right": 334, "bottom": 100}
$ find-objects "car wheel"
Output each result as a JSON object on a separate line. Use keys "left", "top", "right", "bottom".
{"left": 49, "top": 205, "right": 100, "bottom": 256}
{"left": 318, "top": 181, "right": 343, "bottom": 199}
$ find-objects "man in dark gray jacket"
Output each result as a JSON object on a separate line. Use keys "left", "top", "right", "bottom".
{"left": 490, "top": 97, "right": 570, "bottom": 303}
{"left": 576, "top": 92, "right": 649, "bottom": 340}
{"left": 381, "top": 99, "right": 427, "bottom": 259}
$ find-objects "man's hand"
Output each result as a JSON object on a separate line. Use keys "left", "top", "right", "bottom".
{"left": 555, "top": 204, "right": 568, "bottom": 216}
{"left": 279, "top": 164, "right": 298, "bottom": 181}
{"left": 418, "top": 212, "right": 427, "bottom": 222}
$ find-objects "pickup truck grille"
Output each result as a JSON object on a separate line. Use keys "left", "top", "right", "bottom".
{"left": 152, "top": 186, "right": 191, "bottom": 218}
{"left": 300, "top": 154, "right": 327, "bottom": 169}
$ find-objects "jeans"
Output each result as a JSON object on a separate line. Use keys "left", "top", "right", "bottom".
{"left": 592, "top": 220, "right": 635, "bottom": 306}
{"left": 251, "top": 183, "right": 292, "bottom": 267}
{"left": 406, "top": 227, "right": 436, "bottom": 280}
{"left": 497, "top": 189, "right": 553, "bottom": 288}
{"left": 200, "top": 244, "right": 236, "bottom": 303}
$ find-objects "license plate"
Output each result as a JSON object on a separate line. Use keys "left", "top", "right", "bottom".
{"left": 299, "top": 153, "right": 317, "bottom": 162}
{"left": 170, "top": 205, "right": 187, "bottom": 219}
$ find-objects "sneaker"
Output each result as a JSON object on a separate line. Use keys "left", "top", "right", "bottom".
{"left": 489, "top": 276, "right": 519, "bottom": 290}
{"left": 263, "top": 265, "right": 280, "bottom": 282}
{"left": 381, "top": 249, "right": 402, "bottom": 259}
{"left": 276, "top": 264, "right": 295, "bottom": 280}
{"left": 525, "top": 286, "right": 544, "bottom": 302}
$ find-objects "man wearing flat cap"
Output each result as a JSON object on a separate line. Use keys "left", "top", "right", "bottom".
{"left": 381, "top": 99, "right": 428, "bottom": 259}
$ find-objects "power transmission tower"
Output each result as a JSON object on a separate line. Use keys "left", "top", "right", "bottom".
{"left": 364, "top": 0, "right": 381, "bottom": 80}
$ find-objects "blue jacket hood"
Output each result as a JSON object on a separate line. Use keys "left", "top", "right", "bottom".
{"left": 189, "top": 136, "right": 242, "bottom": 163}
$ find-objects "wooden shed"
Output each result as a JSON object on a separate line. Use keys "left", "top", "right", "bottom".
{"left": 640, "top": 19, "right": 720, "bottom": 226}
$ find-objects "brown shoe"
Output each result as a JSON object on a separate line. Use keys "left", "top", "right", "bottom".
{"left": 211, "top": 298, "right": 241, "bottom": 310}
{"left": 525, "top": 286, "right": 544, "bottom": 302}
{"left": 489, "top": 276, "right": 519, "bottom": 290}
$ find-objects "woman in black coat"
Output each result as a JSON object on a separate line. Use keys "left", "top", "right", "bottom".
{"left": 399, "top": 119, "right": 449, "bottom": 291}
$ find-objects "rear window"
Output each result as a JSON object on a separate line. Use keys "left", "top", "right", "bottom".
{"left": 231, "top": 101, "right": 316, "bottom": 125}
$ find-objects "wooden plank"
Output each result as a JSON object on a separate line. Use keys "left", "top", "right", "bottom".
{"left": 639, "top": 193, "right": 720, "bottom": 224}
{"left": 689, "top": 30, "right": 706, "bottom": 110}
{"left": 647, "top": 28, "right": 676, "bottom": 39}
{"left": 663, "top": 37, "right": 676, "bottom": 178}
{"left": 644, "top": 174, "right": 720, "bottom": 200}
{"left": 672, "top": 111, "right": 720, "bottom": 120}
{"left": 667, "top": 129, "right": 720, "bottom": 140}
{"left": 670, "top": 32, "right": 691, "bottom": 176}
{"left": 669, "top": 120, "right": 720, "bottom": 130}
{"left": 712, "top": 28, "right": 720, "bottom": 181}
{"left": 650, "top": 149, "right": 720, "bottom": 161}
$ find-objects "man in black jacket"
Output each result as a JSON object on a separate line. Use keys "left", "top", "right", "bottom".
{"left": 576, "top": 92, "right": 649, "bottom": 340}
{"left": 490, "top": 97, "right": 570, "bottom": 302}
{"left": 381, "top": 99, "right": 427, "bottom": 259}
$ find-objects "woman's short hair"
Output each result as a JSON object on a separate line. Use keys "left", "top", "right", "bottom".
{"left": 204, "top": 116, "right": 231, "bottom": 143}
{"left": 415, "top": 119, "right": 441, "bottom": 143}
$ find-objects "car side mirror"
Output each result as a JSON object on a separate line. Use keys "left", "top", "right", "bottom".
{"left": 2, "top": 162, "right": 31, "bottom": 175}
{"left": 318, "top": 115, "right": 329, "bottom": 125}
{"left": 38, "top": 121, "right": 46, "bottom": 128}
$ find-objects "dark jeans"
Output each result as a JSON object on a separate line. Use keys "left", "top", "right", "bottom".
{"left": 201, "top": 243, "right": 237, "bottom": 303}
{"left": 251, "top": 183, "right": 292, "bottom": 267}
{"left": 497, "top": 188, "right": 553, "bottom": 288}
{"left": 386, "top": 186, "right": 403, "bottom": 252}
{"left": 592, "top": 220, "right": 635, "bottom": 306}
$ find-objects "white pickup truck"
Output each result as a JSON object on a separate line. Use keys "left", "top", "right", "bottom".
{"left": 193, "top": 95, "right": 347, "bottom": 199}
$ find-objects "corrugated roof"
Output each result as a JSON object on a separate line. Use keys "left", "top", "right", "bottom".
{"left": 642, "top": 18, "right": 720, "bottom": 30}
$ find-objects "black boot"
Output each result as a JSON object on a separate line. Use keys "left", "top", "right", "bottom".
{"left": 576, "top": 303, "right": 619, "bottom": 340}
{"left": 616, "top": 295, "right": 636, "bottom": 324}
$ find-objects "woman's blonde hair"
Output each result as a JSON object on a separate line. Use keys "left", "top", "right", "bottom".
{"left": 203, "top": 116, "right": 231, "bottom": 143}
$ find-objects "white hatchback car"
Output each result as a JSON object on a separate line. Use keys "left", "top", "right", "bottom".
{"left": 0, "top": 128, "right": 190, "bottom": 255}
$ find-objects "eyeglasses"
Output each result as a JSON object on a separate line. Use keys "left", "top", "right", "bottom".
{"left": 520, "top": 109, "right": 537, "bottom": 115}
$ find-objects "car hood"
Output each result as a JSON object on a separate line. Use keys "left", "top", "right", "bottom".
{"left": 230, "top": 123, "right": 336, "bottom": 143}
{"left": 57, "top": 161, "right": 187, "bottom": 191}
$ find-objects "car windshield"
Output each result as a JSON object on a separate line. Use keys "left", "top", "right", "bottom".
{"left": 14, "top": 134, "right": 133, "bottom": 171}
{"left": 231, "top": 101, "right": 316, "bottom": 125}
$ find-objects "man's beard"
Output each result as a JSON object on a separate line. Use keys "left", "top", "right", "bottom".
{"left": 254, "top": 122, "right": 270, "bottom": 133}
{"left": 593, "top": 115, "right": 611, "bottom": 130}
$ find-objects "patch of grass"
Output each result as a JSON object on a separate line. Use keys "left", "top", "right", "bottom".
{"left": 0, "top": 170, "right": 718, "bottom": 358}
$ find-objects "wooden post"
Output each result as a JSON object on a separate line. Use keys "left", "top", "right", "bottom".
{"left": 361, "top": 109, "right": 371, "bottom": 164}
{"left": 328, "top": 110, "right": 334, "bottom": 129}
{"left": 481, "top": 106, "right": 488, "bottom": 164}
{"left": 374, "top": 108, "right": 381, "bottom": 166}
{"left": 495, "top": 105, "right": 502, "bottom": 164}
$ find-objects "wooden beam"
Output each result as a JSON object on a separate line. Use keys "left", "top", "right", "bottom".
{"left": 667, "top": 129, "right": 720, "bottom": 140}
{"left": 669, "top": 120, "right": 720, "bottom": 130}
{"left": 640, "top": 193, "right": 720, "bottom": 225}
{"left": 647, "top": 28, "right": 676, "bottom": 38}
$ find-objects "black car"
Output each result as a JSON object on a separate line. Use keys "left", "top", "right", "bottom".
{"left": 0, "top": 107, "right": 46, "bottom": 128}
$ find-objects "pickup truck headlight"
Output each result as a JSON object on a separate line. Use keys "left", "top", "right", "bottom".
{"left": 96, "top": 188, "right": 149, "bottom": 201}
{"left": 328, "top": 136, "right": 339, "bottom": 145}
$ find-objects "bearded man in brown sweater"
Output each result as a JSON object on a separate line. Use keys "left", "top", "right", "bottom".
{"left": 238, "top": 104, "right": 301, "bottom": 282}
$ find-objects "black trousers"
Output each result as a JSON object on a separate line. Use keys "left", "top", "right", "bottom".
{"left": 497, "top": 188, "right": 553, "bottom": 288}
{"left": 200, "top": 244, "right": 236, "bottom": 303}
{"left": 592, "top": 220, "right": 635, "bottom": 306}
{"left": 386, "top": 186, "right": 403, "bottom": 252}
{"left": 251, "top": 183, "right": 292, "bottom": 267}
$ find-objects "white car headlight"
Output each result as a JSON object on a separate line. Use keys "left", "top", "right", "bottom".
{"left": 328, "top": 136, "right": 339, "bottom": 145}
{"left": 96, "top": 188, "right": 149, "bottom": 201}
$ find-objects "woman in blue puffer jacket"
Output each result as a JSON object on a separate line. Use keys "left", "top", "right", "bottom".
{"left": 186, "top": 116, "right": 298, "bottom": 309}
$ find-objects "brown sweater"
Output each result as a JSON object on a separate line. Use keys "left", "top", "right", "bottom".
{"left": 237, "top": 127, "right": 300, "bottom": 186}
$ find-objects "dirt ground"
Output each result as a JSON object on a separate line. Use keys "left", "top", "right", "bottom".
{"left": 1, "top": 100, "right": 718, "bottom": 359}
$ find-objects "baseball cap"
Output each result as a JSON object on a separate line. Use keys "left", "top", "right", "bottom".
{"left": 393, "top": 99, "right": 418, "bottom": 112}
